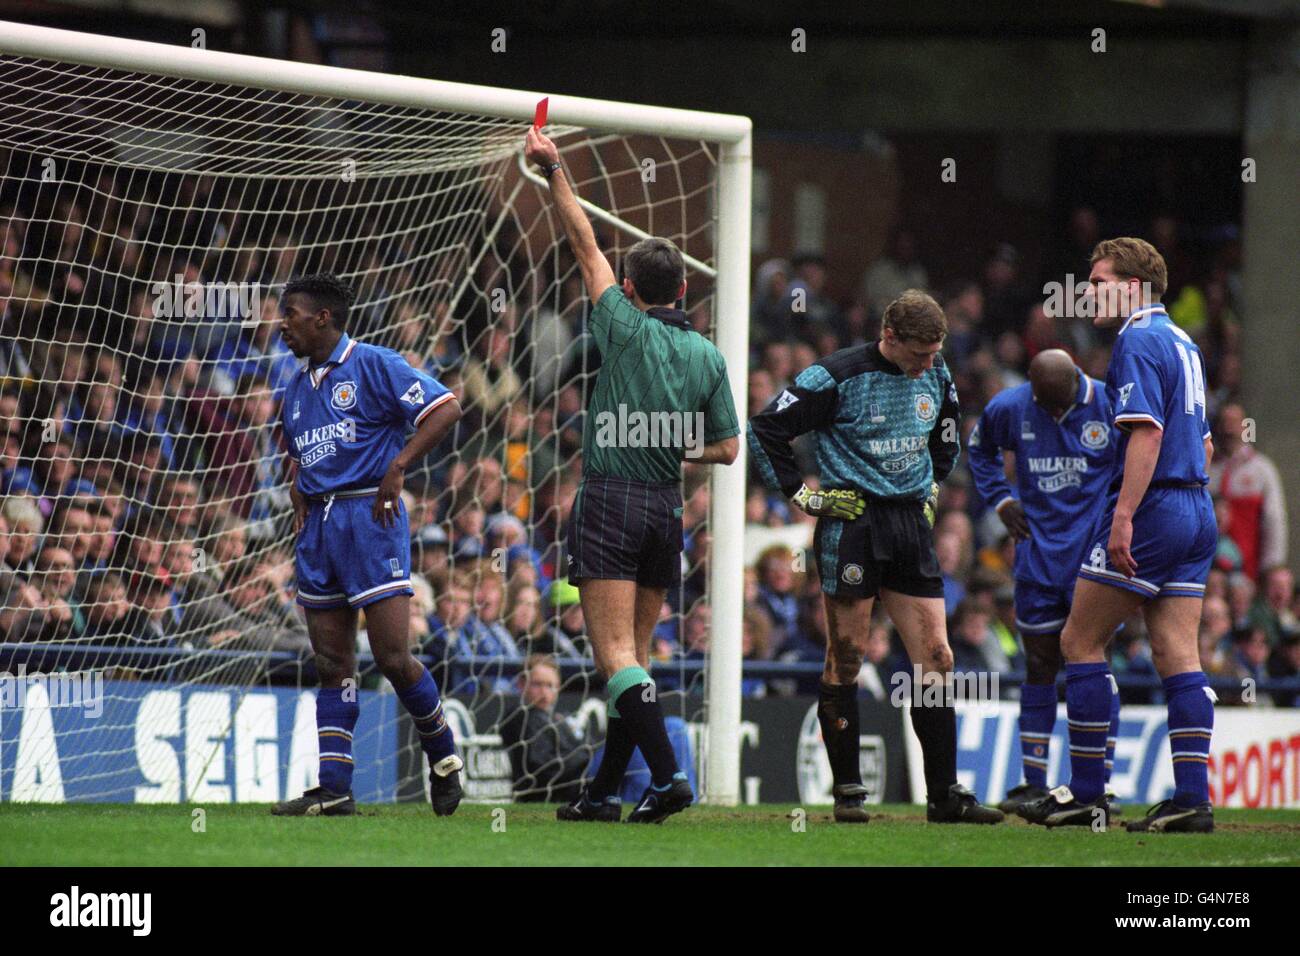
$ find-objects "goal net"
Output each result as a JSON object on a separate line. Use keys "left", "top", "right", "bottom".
{"left": 0, "top": 24, "right": 749, "bottom": 806}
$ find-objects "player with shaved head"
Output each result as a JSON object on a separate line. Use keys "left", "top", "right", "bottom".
{"left": 967, "top": 348, "right": 1117, "bottom": 814}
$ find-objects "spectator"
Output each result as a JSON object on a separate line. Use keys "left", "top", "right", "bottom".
{"left": 1267, "top": 632, "right": 1300, "bottom": 708}
{"left": 545, "top": 578, "right": 587, "bottom": 657}
{"left": 754, "top": 545, "right": 799, "bottom": 653}
{"left": 1226, "top": 627, "right": 1273, "bottom": 705}
{"left": 1208, "top": 403, "right": 1287, "bottom": 581}
{"left": 751, "top": 258, "right": 792, "bottom": 345}
{"left": 499, "top": 654, "right": 589, "bottom": 803}
{"left": 1198, "top": 596, "right": 1234, "bottom": 677}
{"left": 950, "top": 599, "right": 1011, "bottom": 676}
{"left": 1248, "top": 566, "right": 1297, "bottom": 649}
{"left": 860, "top": 230, "right": 928, "bottom": 320}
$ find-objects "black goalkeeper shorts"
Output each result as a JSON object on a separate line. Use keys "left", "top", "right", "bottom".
{"left": 813, "top": 498, "right": 943, "bottom": 600}
{"left": 565, "top": 475, "right": 684, "bottom": 589}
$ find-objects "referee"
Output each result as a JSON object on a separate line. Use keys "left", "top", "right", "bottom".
{"left": 524, "top": 127, "right": 740, "bottom": 824}
{"left": 748, "top": 290, "right": 1003, "bottom": 825}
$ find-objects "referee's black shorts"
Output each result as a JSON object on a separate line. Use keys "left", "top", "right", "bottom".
{"left": 565, "top": 475, "right": 683, "bottom": 589}
{"left": 813, "top": 496, "right": 943, "bottom": 600}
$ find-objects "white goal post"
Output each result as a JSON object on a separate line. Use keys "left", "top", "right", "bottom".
{"left": 0, "top": 20, "right": 751, "bottom": 805}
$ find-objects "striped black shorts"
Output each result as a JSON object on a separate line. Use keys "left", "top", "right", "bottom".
{"left": 813, "top": 497, "right": 943, "bottom": 600}
{"left": 565, "top": 475, "right": 684, "bottom": 589}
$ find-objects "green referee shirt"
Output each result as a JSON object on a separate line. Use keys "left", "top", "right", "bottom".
{"left": 582, "top": 286, "right": 739, "bottom": 483}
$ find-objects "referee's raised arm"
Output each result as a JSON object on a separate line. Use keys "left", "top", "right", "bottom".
{"left": 524, "top": 127, "right": 615, "bottom": 303}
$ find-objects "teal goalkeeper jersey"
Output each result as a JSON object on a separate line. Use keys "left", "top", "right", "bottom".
{"left": 747, "top": 341, "right": 960, "bottom": 500}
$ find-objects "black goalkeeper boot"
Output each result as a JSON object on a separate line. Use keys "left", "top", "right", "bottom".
{"left": 832, "top": 783, "right": 872, "bottom": 823}
{"left": 927, "top": 783, "right": 1005, "bottom": 824}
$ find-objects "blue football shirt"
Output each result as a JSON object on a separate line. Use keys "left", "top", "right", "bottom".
{"left": 1107, "top": 305, "right": 1210, "bottom": 490}
{"left": 281, "top": 333, "right": 454, "bottom": 496}
{"left": 967, "top": 370, "right": 1115, "bottom": 590}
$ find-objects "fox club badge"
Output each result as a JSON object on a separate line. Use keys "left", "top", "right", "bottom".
{"left": 331, "top": 380, "right": 358, "bottom": 410}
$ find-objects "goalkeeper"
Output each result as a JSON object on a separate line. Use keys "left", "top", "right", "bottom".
{"left": 523, "top": 126, "right": 740, "bottom": 825}
{"left": 748, "top": 290, "right": 1002, "bottom": 826}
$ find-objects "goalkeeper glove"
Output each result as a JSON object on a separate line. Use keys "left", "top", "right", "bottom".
{"left": 791, "top": 484, "right": 866, "bottom": 521}
{"left": 923, "top": 482, "right": 940, "bottom": 527}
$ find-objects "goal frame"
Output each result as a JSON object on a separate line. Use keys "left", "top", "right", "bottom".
{"left": 0, "top": 19, "right": 752, "bottom": 806}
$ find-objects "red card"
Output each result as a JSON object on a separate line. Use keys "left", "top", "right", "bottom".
{"left": 533, "top": 97, "right": 548, "bottom": 129}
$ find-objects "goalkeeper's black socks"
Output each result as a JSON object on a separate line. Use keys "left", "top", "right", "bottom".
{"left": 908, "top": 675, "right": 959, "bottom": 801}
{"left": 588, "top": 715, "right": 636, "bottom": 800}
{"left": 818, "top": 680, "right": 862, "bottom": 787}
{"left": 607, "top": 665, "right": 679, "bottom": 787}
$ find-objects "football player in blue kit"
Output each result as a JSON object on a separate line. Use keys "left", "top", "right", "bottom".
{"left": 967, "top": 349, "right": 1119, "bottom": 814}
{"left": 271, "top": 274, "right": 466, "bottom": 817}
{"left": 1022, "top": 239, "right": 1218, "bottom": 833}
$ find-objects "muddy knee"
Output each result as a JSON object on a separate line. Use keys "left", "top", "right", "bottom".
{"left": 825, "top": 637, "right": 864, "bottom": 683}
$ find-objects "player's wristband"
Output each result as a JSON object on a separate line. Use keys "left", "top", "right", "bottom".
{"left": 541, "top": 162, "right": 562, "bottom": 179}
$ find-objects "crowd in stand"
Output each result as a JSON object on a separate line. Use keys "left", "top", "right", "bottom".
{"left": 0, "top": 172, "right": 1294, "bottom": 705}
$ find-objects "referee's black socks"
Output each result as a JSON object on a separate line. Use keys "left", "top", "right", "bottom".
{"left": 589, "top": 715, "right": 635, "bottom": 800}
{"left": 606, "top": 665, "right": 679, "bottom": 788}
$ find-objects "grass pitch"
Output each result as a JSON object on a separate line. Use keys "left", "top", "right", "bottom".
{"left": 2, "top": 803, "right": 1298, "bottom": 867}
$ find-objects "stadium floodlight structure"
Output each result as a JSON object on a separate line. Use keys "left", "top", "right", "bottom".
{"left": 0, "top": 21, "right": 749, "bottom": 806}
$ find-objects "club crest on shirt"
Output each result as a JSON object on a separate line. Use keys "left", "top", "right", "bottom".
{"left": 1081, "top": 420, "right": 1109, "bottom": 450}
{"left": 870, "top": 402, "right": 885, "bottom": 423}
{"left": 400, "top": 382, "right": 425, "bottom": 407}
{"left": 1021, "top": 420, "right": 1036, "bottom": 442}
{"left": 331, "top": 380, "right": 358, "bottom": 410}
{"left": 915, "top": 393, "right": 935, "bottom": 422}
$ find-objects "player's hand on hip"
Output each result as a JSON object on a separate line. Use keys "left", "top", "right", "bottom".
{"left": 524, "top": 126, "right": 560, "bottom": 168}
{"left": 1107, "top": 514, "right": 1137, "bottom": 577}
{"left": 996, "top": 498, "right": 1031, "bottom": 540}
{"left": 791, "top": 484, "right": 866, "bottom": 521}
{"left": 375, "top": 464, "right": 404, "bottom": 528}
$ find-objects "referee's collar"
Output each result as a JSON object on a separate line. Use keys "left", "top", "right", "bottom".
{"left": 644, "top": 306, "right": 693, "bottom": 331}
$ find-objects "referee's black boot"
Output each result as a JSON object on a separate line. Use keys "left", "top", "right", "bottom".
{"left": 927, "top": 783, "right": 1005, "bottom": 824}
{"left": 428, "top": 754, "right": 464, "bottom": 817}
{"left": 557, "top": 788, "right": 622, "bottom": 822}
{"left": 626, "top": 774, "right": 693, "bottom": 824}
{"left": 832, "top": 783, "right": 872, "bottom": 823}
{"left": 271, "top": 786, "right": 356, "bottom": 817}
